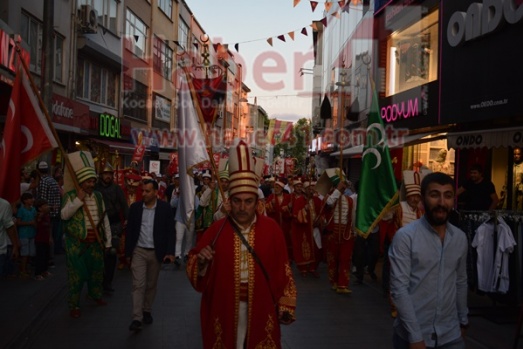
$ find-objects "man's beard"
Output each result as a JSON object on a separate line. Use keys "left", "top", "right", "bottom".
{"left": 425, "top": 205, "right": 450, "bottom": 226}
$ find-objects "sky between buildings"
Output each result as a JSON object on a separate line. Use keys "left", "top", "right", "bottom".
{"left": 186, "top": 0, "right": 322, "bottom": 122}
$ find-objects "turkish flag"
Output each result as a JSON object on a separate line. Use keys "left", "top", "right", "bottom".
{"left": 0, "top": 67, "right": 58, "bottom": 203}
{"left": 131, "top": 144, "right": 146, "bottom": 163}
{"left": 167, "top": 152, "right": 178, "bottom": 176}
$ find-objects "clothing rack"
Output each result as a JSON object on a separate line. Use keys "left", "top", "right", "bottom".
{"left": 458, "top": 210, "right": 523, "bottom": 348}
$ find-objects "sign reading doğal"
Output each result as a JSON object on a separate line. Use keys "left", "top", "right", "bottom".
{"left": 440, "top": 0, "right": 523, "bottom": 124}
{"left": 99, "top": 113, "right": 121, "bottom": 139}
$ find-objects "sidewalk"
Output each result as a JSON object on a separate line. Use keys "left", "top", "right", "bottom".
{"left": 1, "top": 255, "right": 522, "bottom": 349}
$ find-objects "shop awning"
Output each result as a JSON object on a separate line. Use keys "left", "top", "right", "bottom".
{"left": 91, "top": 138, "right": 135, "bottom": 153}
{"left": 331, "top": 132, "right": 445, "bottom": 157}
{"left": 447, "top": 127, "right": 523, "bottom": 149}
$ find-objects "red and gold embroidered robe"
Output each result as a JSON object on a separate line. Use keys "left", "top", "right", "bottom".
{"left": 186, "top": 215, "right": 297, "bottom": 349}
{"left": 291, "top": 195, "right": 322, "bottom": 272}
{"left": 265, "top": 193, "right": 293, "bottom": 260}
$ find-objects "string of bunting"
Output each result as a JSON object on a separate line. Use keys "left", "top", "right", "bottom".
{"left": 126, "top": 0, "right": 363, "bottom": 52}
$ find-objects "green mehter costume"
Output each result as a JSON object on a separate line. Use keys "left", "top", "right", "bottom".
{"left": 61, "top": 151, "right": 112, "bottom": 311}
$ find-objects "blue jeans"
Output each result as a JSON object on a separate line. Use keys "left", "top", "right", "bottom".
{"left": 393, "top": 332, "right": 465, "bottom": 349}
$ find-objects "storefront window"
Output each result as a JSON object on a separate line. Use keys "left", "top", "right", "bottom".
{"left": 386, "top": 10, "right": 439, "bottom": 96}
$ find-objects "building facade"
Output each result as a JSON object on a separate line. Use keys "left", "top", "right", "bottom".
{"left": 0, "top": 0, "right": 249, "bottom": 175}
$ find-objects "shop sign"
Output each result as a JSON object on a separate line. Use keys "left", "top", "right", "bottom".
{"left": 379, "top": 81, "right": 438, "bottom": 129}
{"left": 447, "top": 0, "right": 523, "bottom": 47}
{"left": 99, "top": 113, "right": 121, "bottom": 139}
{"left": 0, "top": 31, "right": 29, "bottom": 74}
{"left": 51, "top": 94, "right": 90, "bottom": 130}
{"left": 448, "top": 128, "right": 523, "bottom": 149}
{"left": 154, "top": 94, "right": 171, "bottom": 123}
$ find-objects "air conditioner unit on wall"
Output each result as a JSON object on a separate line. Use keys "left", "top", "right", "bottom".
{"left": 80, "top": 4, "right": 98, "bottom": 33}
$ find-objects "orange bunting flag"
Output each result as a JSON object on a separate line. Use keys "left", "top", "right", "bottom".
{"left": 311, "top": 22, "right": 318, "bottom": 31}
{"left": 301, "top": 27, "right": 308, "bottom": 36}
{"left": 325, "top": 2, "right": 333, "bottom": 12}
{"left": 310, "top": 1, "right": 318, "bottom": 12}
{"left": 277, "top": 35, "right": 286, "bottom": 42}
{"left": 293, "top": 0, "right": 301, "bottom": 7}
{"left": 321, "top": 17, "right": 328, "bottom": 27}
{"left": 267, "top": 37, "right": 273, "bottom": 46}
{"left": 331, "top": 10, "right": 340, "bottom": 18}
{"left": 288, "top": 31, "right": 295, "bottom": 41}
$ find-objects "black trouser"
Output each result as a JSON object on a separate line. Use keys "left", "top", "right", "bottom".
{"left": 35, "top": 242, "right": 50, "bottom": 276}
{"left": 102, "top": 222, "right": 121, "bottom": 290}
{"left": 103, "top": 253, "right": 117, "bottom": 289}
{"left": 353, "top": 232, "right": 380, "bottom": 281}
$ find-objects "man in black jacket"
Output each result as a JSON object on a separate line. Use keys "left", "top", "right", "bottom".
{"left": 125, "top": 179, "right": 175, "bottom": 332}
{"left": 95, "top": 163, "right": 128, "bottom": 294}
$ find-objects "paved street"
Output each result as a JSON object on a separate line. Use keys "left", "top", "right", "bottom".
{"left": 1, "top": 255, "right": 522, "bottom": 349}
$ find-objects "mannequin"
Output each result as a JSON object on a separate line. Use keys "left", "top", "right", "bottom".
{"left": 500, "top": 147, "right": 523, "bottom": 210}
{"left": 431, "top": 149, "right": 451, "bottom": 174}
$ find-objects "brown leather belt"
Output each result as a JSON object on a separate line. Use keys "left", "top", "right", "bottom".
{"left": 81, "top": 229, "right": 97, "bottom": 243}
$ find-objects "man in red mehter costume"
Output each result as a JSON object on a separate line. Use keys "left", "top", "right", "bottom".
{"left": 265, "top": 180, "right": 293, "bottom": 261}
{"left": 186, "top": 140, "right": 296, "bottom": 349}
{"left": 321, "top": 169, "right": 355, "bottom": 294}
{"left": 291, "top": 181, "right": 322, "bottom": 278}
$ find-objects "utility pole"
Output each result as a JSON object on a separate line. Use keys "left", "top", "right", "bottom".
{"left": 41, "top": 0, "right": 55, "bottom": 114}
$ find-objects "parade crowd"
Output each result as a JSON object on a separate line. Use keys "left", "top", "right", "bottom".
{"left": 0, "top": 140, "right": 486, "bottom": 349}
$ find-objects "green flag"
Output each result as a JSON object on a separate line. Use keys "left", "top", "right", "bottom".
{"left": 355, "top": 83, "right": 399, "bottom": 238}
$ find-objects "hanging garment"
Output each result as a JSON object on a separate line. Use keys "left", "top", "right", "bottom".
{"left": 472, "top": 216, "right": 516, "bottom": 293}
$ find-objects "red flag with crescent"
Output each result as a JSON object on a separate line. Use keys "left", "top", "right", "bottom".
{"left": 0, "top": 66, "right": 58, "bottom": 203}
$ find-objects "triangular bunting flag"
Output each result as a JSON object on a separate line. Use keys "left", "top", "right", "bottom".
{"left": 174, "top": 40, "right": 180, "bottom": 47}
{"left": 310, "top": 1, "right": 318, "bottom": 12}
{"left": 234, "top": 43, "right": 239, "bottom": 52}
{"left": 288, "top": 32, "right": 295, "bottom": 41}
{"left": 311, "top": 22, "right": 318, "bottom": 31}
{"left": 301, "top": 27, "right": 308, "bottom": 36}
{"left": 212, "top": 43, "right": 220, "bottom": 52}
{"left": 193, "top": 42, "right": 199, "bottom": 49}
{"left": 277, "top": 35, "right": 286, "bottom": 42}
{"left": 294, "top": 0, "right": 301, "bottom": 7}
{"left": 134, "top": 35, "right": 139, "bottom": 42}
{"left": 267, "top": 37, "right": 273, "bottom": 46}
{"left": 342, "top": 3, "right": 350, "bottom": 12}
{"left": 325, "top": 2, "right": 333, "bottom": 12}
{"left": 331, "top": 10, "right": 340, "bottom": 18}
{"left": 321, "top": 17, "right": 328, "bottom": 27}
{"left": 338, "top": 0, "right": 346, "bottom": 7}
